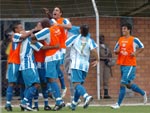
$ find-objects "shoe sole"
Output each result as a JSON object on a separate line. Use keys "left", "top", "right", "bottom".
{"left": 83, "top": 97, "right": 93, "bottom": 109}
{"left": 20, "top": 104, "right": 35, "bottom": 111}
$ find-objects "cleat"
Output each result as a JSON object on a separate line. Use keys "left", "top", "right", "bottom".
{"left": 5, "top": 105, "right": 12, "bottom": 111}
{"left": 53, "top": 105, "right": 62, "bottom": 111}
{"left": 83, "top": 96, "right": 93, "bottom": 109}
{"left": 20, "top": 104, "right": 34, "bottom": 111}
{"left": 70, "top": 103, "right": 76, "bottom": 111}
{"left": 20, "top": 105, "right": 25, "bottom": 111}
{"left": 44, "top": 106, "right": 51, "bottom": 111}
{"left": 143, "top": 91, "right": 147, "bottom": 104}
{"left": 67, "top": 103, "right": 76, "bottom": 111}
{"left": 53, "top": 102, "right": 65, "bottom": 111}
{"left": 61, "top": 87, "right": 67, "bottom": 98}
{"left": 67, "top": 99, "right": 81, "bottom": 107}
{"left": 111, "top": 103, "right": 120, "bottom": 109}
{"left": 33, "top": 107, "right": 39, "bottom": 111}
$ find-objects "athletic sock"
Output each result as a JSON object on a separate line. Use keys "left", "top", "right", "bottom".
{"left": 131, "top": 84, "right": 145, "bottom": 96}
{"left": 6, "top": 86, "right": 13, "bottom": 105}
{"left": 34, "top": 90, "right": 39, "bottom": 108}
{"left": 49, "top": 82, "right": 62, "bottom": 105}
{"left": 42, "top": 86, "right": 49, "bottom": 106}
{"left": 58, "top": 70, "right": 66, "bottom": 89}
{"left": 117, "top": 86, "right": 126, "bottom": 106}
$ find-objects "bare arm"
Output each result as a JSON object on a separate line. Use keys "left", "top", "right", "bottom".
{"left": 130, "top": 48, "right": 144, "bottom": 57}
{"left": 57, "top": 23, "right": 72, "bottom": 30}
{"left": 41, "top": 44, "right": 60, "bottom": 50}
{"left": 90, "top": 48, "right": 99, "bottom": 67}
{"left": 20, "top": 29, "right": 36, "bottom": 39}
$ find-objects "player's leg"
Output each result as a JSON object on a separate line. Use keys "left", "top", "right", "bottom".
{"left": 5, "top": 64, "right": 20, "bottom": 111}
{"left": 126, "top": 66, "right": 147, "bottom": 104}
{"left": 111, "top": 66, "right": 133, "bottom": 109}
{"left": 70, "top": 69, "right": 93, "bottom": 110}
{"left": 20, "top": 68, "right": 40, "bottom": 111}
{"left": 58, "top": 58, "right": 67, "bottom": 98}
{"left": 39, "top": 67, "right": 51, "bottom": 110}
{"left": 46, "top": 61, "right": 65, "bottom": 111}
{"left": 17, "top": 71, "right": 25, "bottom": 111}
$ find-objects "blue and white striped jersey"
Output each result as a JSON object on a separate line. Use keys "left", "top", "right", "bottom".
{"left": 50, "top": 18, "right": 71, "bottom": 25}
{"left": 19, "top": 37, "right": 43, "bottom": 70}
{"left": 12, "top": 33, "right": 23, "bottom": 50}
{"left": 68, "top": 26, "right": 80, "bottom": 38}
{"left": 66, "top": 33, "right": 97, "bottom": 72}
{"left": 35, "top": 28, "right": 62, "bottom": 62}
{"left": 114, "top": 37, "right": 144, "bottom": 52}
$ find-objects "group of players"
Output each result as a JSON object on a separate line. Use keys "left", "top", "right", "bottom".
{"left": 5, "top": 5, "right": 148, "bottom": 112}
{"left": 5, "top": 6, "right": 99, "bottom": 111}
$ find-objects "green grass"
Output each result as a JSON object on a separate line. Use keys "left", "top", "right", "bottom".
{"left": 2, "top": 106, "right": 150, "bottom": 113}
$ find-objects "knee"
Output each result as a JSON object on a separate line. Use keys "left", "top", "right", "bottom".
{"left": 120, "top": 84, "right": 126, "bottom": 88}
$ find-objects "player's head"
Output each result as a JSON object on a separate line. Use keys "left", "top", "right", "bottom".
{"left": 40, "top": 18, "right": 50, "bottom": 28}
{"left": 36, "top": 22, "right": 43, "bottom": 30}
{"left": 52, "top": 6, "right": 63, "bottom": 19}
{"left": 99, "top": 34, "right": 105, "bottom": 44}
{"left": 121, "top": 23, "right": 132, "bottom": 36}
{"left": 80, "top": 24, "right": 89, "bottom": 37}
{"left": 12, "top": 22, "right": 24, "bottom": 33}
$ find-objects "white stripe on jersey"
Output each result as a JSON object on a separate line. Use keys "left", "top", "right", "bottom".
{"left": 13, "top": 33, "right": 22, "bottom": 42}
{"left": 35, "top": 28, "right": 50, "bottom": 45}
{"left": 20, "top": 37, "right": 43, "bottom": 70}
{"left": 45, "top": 50, "right": 63, "bottom": 62}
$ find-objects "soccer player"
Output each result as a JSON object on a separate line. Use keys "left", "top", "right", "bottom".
{"left": 65, "top": 24, "right": 99, "bottom": 110}
{"left": 32, "top": 22, "right": 51, "bottom": 111}
{"left": 64, "top": 26, "right": 80, "bottom": 101}
{"left": 111, "top": 23, "right": 147, "bottom": 109}
{"left": 32, "top": 18, "right": 65, "bottom": 111}
{"left": 5, "top": 22, "right": 35, "bottom": 111}
{"left": 44, "top": 6, "right": 72, "bottom": 97}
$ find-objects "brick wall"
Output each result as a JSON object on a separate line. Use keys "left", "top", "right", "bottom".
{"left": 65, "top": 17, "right": 150, "bottom": 99}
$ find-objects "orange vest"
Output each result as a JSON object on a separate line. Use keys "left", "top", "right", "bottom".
{"left": 8, "top": 42, "right": 21, "bottom": 64}
{"left": 56, "top": 17, "right": 67, "bottom": 49}
{"left": 34, "top": 41, "right": 45, "bottom": 62}
{"left": 117, "top": 36, "right": 136, "bottom": 66}
{"left": 44, "top": 27, "right": 60, "bottom": 56}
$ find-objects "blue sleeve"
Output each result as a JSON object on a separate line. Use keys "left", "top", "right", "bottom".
{"left": 13, "top": 33, "right": 22, "bottom": 42}
{"left": 134, "top": 38, "right": 144, "bottom": 48}
{"left": 63, "top": 18, "right": 71, "bottom": 25}
{"left": 114, "top": 42, "right": 119, "bottom": 51}
{"left": 66, "top": 35, "right": 78, "bottom": 47}
{"left": 35, "top": 28, "right": 50, "bottom": 41}
{"left": 30, "top": 42, "right": 43, "bottom": 51}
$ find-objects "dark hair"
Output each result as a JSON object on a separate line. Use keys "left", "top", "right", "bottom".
{"left": 121, "top": 23, "right": 132, "bottom": 34}
{"left": 40, "top": 18, "right": 50, "bottom": 28}
{"left": 99, "top": 34, "right": 105, "bottom": 43}
{"left": 12, "top": 22, "right": 21, "bottom": 32}
{"left": 99, "top": 34, "right": 104, "bottom": 39}
{"left": 80, "top": 24, "right": 89, "bottom": 37}
{"left": 54, "top": 6, "right": 63, "bottom": 14}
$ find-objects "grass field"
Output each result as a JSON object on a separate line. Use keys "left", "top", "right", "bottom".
{"left": 2, "top": 106, "right": 150, "bottom": 113}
